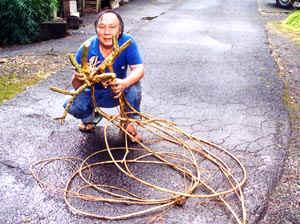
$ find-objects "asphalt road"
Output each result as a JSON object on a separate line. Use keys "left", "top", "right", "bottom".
{"left": 0, "top": 0, "right": 290, "bottom": 223}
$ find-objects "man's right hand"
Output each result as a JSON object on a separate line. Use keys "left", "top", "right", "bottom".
{"left": 72, "top": 72, "right": 85, "bottom": 89}
{"left": 74, "top": 72, "right": 86, "bottom": 81}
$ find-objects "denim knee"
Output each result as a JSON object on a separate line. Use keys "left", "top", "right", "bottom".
{"left": 63, "top": 89, "right": 93, "bottom": 119}
{"left": 124, "top": 81, "right": 142, "bottom": 113}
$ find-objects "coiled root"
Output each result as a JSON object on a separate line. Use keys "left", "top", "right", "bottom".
{"left": 31, "top": 107, "right": 247, "bottom": 224}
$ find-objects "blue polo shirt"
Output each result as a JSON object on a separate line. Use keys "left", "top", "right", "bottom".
{"left": 75, "top": 33, "right": 143, "bottom": 80}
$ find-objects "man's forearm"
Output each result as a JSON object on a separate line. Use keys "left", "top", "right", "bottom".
{"left": 124, "top": 64, "right": 144, "bottom": 88}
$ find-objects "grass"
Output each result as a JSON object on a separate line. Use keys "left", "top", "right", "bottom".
{"left": 276, "top": 11, "right": 300, "bottom": 115}
{"left": 0, "top": 53, "right": 68, "bottom": 105}
{"left": 270, "top": 10, "right": 300, "bottom": 45}
{"left": 282, "top": 82, "right": 300, "bottom": 118}
{"left": 0, "top": 73, "right": 46, "bottom": 104}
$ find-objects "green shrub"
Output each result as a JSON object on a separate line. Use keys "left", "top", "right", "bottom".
{"left": 0, "top": 0, "right": 58, "bottom": 45}
{"left": 282, "top": 10, "right": 300, "bottom": 31}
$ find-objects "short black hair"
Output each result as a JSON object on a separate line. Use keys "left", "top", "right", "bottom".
{"left": 94, "top": 9, "right": 124, "bottom": 36}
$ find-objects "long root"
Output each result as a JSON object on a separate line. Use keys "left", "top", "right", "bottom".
{"left": 31, "top": 107, "right": 248, "bottom": 224}
{"left": 36, "top": 35, "right": 248, "bottom": 223}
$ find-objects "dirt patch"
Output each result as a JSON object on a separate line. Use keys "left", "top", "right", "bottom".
{"left": 269, "top": 21, "right": 300, "bottom": 45}
{"left": 0, "top": 53, "right": 68, "bottom": 104}
{"left": 259, "top": 15, "right": 300, "bottom": 224}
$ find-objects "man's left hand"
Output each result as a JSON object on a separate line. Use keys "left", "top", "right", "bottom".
{"left": 110, "top": 78, "right": 129, "bottom": 98}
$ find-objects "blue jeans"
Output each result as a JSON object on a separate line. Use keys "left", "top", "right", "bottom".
{"left": 64, "top": 82, "right": 142, "bottom": 123}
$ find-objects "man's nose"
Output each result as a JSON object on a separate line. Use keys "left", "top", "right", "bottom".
{"left": 104, "top": 27, "right": 111, "bottom": 35}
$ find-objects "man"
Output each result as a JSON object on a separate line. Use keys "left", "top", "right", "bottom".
{"left": 65, "top": 9, "right": 144, "bottom": 140}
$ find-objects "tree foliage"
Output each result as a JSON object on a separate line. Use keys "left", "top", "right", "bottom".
{"left": 0, "top": 0, "right": 58, "bottom": 45}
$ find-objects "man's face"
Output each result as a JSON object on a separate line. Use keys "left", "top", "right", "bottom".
{"left": 96, "top": 13, "right": 120, "bottom": 48}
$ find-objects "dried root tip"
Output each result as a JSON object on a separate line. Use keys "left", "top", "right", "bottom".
{"left": 49, "top": 87, "right": 75, "bottom": 96}
{"left": 81, "top": 45, "right": 89, "bottom": 70}
{"left": 54, "top": 117, "right": 66, "bottom": 125}
{"left": 119, "top": 39, "right": 132, "bottom": 53}
{"left": 68, "top": 54, "right": 82, "bottom": 72}
{"left": 113, "top": 35, "right": 119, "bottom": 51}
{"left": 175, "top": 196, "right": 187, "bottom": 206}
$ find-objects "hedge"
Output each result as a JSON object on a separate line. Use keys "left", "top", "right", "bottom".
{"left": 0, "top": 0, "right": 58, "bottom": 45}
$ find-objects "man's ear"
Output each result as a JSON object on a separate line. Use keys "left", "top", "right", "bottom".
{"left": 95, "top": 25, "right": 99, "bottom": 35}
{"left": 116, "top": 30, "right": 121, "bottom": 39}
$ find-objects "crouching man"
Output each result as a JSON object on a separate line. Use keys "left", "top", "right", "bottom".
{"left": 65, "top": 9, "right": 144, "bottom": 141}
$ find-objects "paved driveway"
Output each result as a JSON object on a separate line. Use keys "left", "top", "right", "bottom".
{"left": 0, "top": 0, "right": 289, "bottom": 223}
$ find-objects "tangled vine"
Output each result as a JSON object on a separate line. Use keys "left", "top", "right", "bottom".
{"left": 31, "top": 36, "right": 248, "bottom": 224}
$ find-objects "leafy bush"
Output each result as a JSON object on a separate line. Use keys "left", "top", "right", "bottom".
{"left": 0, "top": 0, "right": 58, "bottom": 45}
{"left": 283, "top": 10, "right": 300, "bottom": 30}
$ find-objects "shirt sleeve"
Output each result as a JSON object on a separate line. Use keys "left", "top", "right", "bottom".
{"left": 126, "top": 37, "right": 143, "bottom": 65}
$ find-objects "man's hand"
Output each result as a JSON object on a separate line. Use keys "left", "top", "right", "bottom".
{"left": 72, "top": 72, "right": 86, "bottom": 89}
{"left": 110, "top": 78, "right": 129, "bottom": 98}
{"left": 110, "top": 64, "right": 144, "bottom": 98}
{"left": 74, "top": 72, "right": 86, "bottom": 81}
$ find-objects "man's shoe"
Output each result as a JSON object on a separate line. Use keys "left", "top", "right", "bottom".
{"left": 93, "top": 112, "right": 102, "bottom": 124}
{"left": 78, "top": 123, "right": 95, "bottom": 132}
{"left": 125, "top": 123, "right": 142, "bottom": 142}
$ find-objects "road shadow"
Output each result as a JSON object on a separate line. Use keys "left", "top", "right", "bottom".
{"left": 78, "top": 125, "right": 142, "bottom": 162}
